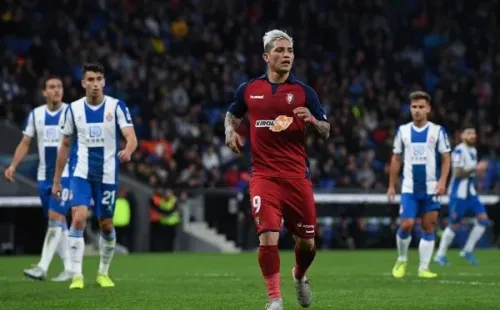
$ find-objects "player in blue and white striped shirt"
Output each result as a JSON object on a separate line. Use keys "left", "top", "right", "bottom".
{"left": 387, "top": 91, "right": 451, "bottom": 279}
{"left": 52, "top": 62, "right": 137, "bottom": 290}
{"left": 4, "top": 76, "right": 74, "bottom": 281}
{"left": 435, "top": 126, "right": 489, "bottom": 266}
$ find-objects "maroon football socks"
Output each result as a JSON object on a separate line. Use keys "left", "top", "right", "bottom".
{"left": 258, "top": 245, "right": 281, "bottom": 300}
{"left": 293, "top": 244, "right": 316, "bottom": 280}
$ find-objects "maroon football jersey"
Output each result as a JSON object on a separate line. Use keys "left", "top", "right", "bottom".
{"left": 228, "top": 73, "right": 327, "bottom": 179}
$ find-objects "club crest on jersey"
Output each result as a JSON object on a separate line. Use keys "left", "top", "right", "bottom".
{"left": 255, "top": 115, "right": 294, "bottom": 132}
{"left": 286, "top": 93, "right": 294, "bottom": 104}
{"left": 106, "top": 112, "right": 113, "bottom": 122}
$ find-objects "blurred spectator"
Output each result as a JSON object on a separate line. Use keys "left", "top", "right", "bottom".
{"left": 113, "top": 187, "right": 133, "bottom": 250}
{"left": 149, "top": 188, "right": 180, "bottom": 252}
{"left": 357, "top": 160, "right": 376, "bottom": 190}
{"left": 202, "top": 145, "right": 220, "bottom": 170}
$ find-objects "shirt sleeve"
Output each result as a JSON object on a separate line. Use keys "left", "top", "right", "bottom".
{"left": 437, "top": 127, "right": 451, "bottom": 154}
{"left": 60, "top": 106, "right": 74, "bottom": 136}
{"left": 393, "top": 127, "right": 403, "bottom": 155}
{"left": 227, "top": 82, "right": 248, "bottom": 118}
{"left": 451, "top": 149, "right": 465, "bottom": 168}
{"left": 302, "top": 84, "right": 328, "bottom": 121}
{"left": 116, "top": 101, "right": 134, "bottom": 129}
{"left": 22, "top": 110, "right": 36, "bottom": 137}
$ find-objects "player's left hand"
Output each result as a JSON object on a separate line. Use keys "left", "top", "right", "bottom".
{"left": 293, "top": 107, "right": 316, "bottom": 125}
{"left": 435, "top": 180, "right": 447, "bottom": 196}
{"left": 118, "top": 149, "right": 132, "bottom": 163}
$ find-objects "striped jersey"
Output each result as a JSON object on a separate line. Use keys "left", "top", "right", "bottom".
{"left": 60, "top": 96, "right": 133, "bottom": 185}
{"left": 23, "top": 104, "right": 71, "bottom": 181}
{"left": 448, "top": 143, "right": 477, "bottom": 199}
{"left": 393, "top": 121, "right": 451, "bottom": 195}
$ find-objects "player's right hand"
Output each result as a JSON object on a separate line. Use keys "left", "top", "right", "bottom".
{"left": 435, "top": 180, "right": 447, "bottom": 196}
{"left": 225, "top": 129, "right": 244, "bottom": 154}
{"left": 118, "top": 149, "right": 132, "bottom": 163}
{"left": 52, "top": 182, "right": 63, "bottom": 201}
{"left": 387, "top": 186, "right": 396, "bottom": 202}
{"left": 4, "top": 165, "right": 15, "bottom": 182}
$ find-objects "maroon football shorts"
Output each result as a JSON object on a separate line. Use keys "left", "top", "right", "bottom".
{"left": 249, "top": 176, "right": 317, "bottom": 239}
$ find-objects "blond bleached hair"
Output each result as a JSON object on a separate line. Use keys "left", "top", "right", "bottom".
{"left": 263, "top": 29, "right": 293, "bottom": 52}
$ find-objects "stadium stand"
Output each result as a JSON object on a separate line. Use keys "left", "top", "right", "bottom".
{"left": 1, "top": 0, "right": 500, "bottom": 250}
{"left": 2, "top": 0, "right": 499, "bottom": 193}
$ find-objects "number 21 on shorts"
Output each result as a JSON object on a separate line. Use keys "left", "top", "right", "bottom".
{"left": 252, "top": 195, "right": 261, "bottom": 214}
{"left": 102, "top": 190, "right": 116, "bottom": 212}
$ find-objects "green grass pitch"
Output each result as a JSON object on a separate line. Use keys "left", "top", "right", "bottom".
{"left": 1, "top": 250, "right": 499, "bottom": 309}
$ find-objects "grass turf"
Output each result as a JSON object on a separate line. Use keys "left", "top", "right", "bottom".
{"left": 0, "top": 249, "right": 499, "bottom": 309}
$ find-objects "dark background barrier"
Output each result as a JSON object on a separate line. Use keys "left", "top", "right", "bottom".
{"left": 1, "top": 189, "right": 498, "bottom": 255}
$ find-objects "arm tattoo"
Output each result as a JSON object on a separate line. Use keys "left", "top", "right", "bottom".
{"left": 224, "top": 112, "right": 242, "bottom": 132}
{"left": 312, "top": 120, "right": 330, "bottom": 139}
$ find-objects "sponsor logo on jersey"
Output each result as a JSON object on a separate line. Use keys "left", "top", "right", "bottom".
{"left": 250, "top": 95, "right": 264, "bottom": 99}
{"left": 410, "top": 143, "right": 427, "bottom": 162}
{"left": 89, "top": 125, "right": 102, "bottom": 138}
{"left": 44, "top": 127, "right": 58, "bottom": 139}
{"left": 42, "top": 126, "right": 60, "bottom": 145}
{"left": 255, "top": 115, "right": 293, "bottom": 132}
{"left": 86, "top": 124, "right": 105, "bottom": 144}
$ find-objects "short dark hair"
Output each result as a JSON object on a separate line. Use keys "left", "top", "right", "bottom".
{"left": 82, "top": 62, "right": 104, "bottom": 76}
{"left": 43, "top": 75, "right": 62, "bottom": 89}
{"left": 409, "top": 91, "right": 431, "bottom": 103}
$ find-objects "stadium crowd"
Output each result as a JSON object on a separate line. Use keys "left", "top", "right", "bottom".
{"left": 1, "top": 0, "right": 500, "bottom": 194}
